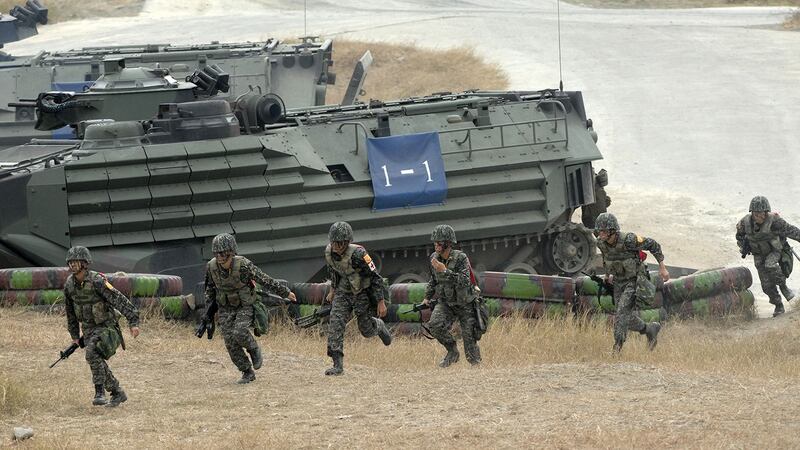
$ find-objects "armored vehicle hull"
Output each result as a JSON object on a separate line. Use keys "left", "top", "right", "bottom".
{"left": 0, "top": 89, "right": 606, "bottom": 290}
{"left": 0, "top": 38, "right": 334, "bottom": 148}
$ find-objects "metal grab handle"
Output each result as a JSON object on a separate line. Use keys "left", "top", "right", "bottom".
{"left": 336, "top": 122, "right": 371, "bottom": 155}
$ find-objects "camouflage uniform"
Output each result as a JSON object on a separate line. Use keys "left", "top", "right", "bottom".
{"left": 425, "top": 248, "right": 481, "bottom": 365}
{"left": 736, "top": 197, "right": 800, "bottom": 316}
{"left": 595, "top": 213, "right": 663, "bottom": 352}
{"left": 204, "top": 255, "right": 290, "bottom": 377}
{"left": 324, "top": 221, "right": 391, "bottom": 376}
{"left": 64, "top": 267, "right": 139, "bottom": 405}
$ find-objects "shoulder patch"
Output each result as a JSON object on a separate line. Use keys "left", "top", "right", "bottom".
{"left": 363, "top": 253, "right": 377, "bottom": 272}
{"left": 105, "top": 280, "right": 115, "bottom": 290}
{"left": 635, "top": 235, "right": 644, "bottom": 244}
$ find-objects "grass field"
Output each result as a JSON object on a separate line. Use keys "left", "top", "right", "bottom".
{"left": 2, "top": 308, "right": 800, "bottom": 448}
{"left": 0, "top": 0, "right": 145, "bottom": 23}
{"left": 325, "top": 40, "right": 509, "bottom": 104}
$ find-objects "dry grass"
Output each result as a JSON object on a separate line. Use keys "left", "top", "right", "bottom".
{"left": 0, "top": 373, "right": 30, "bottom": 416}
{"left": 785, "top": 9, "right": 800, "bottom": 27}
{"left": 2, "top": 308, "right": 800, "bottom": 448}
{"left": 568, "top": 0, "right": 800, "bottom": 29}
{"left": 0, "top": 0, "right": 145, "bottom": 23}
{"left": 326, "top": 40, "right": 510, "bottom": 104}
{"left": 570, "top": 0, "right": 800, "bottom": 7}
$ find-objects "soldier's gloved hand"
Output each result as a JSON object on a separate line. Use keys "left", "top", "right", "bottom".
{"left": 422, "top": 298, "right": 430, "bottom": 306}
{"left": 287, "top": 291, "right": 297, "bottom": 303}
{"left": 130, "top": 327, "right": 140, "bottom": 338}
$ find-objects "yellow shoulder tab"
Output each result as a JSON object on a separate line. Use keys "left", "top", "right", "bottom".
{"left": 636, "top": 235, "right": 644, "bottom": 244}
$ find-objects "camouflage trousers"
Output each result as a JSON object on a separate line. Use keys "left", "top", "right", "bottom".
{"left": 755, "top": 253, "right": 786, "bottom": 304}
{"left": 613, "top": 277, "right": 647, "bottom": 346}
{"left": 218, "top": 305, "right": 258, "bottom": 372}
{"left": 84, "top": 326, "right": 119, "bottom": 391}
{"left": 326, "top": 290, "right": 378, "bottom": 358}
{"left": 428, "top": 301, "right": 481, "bottom": 364}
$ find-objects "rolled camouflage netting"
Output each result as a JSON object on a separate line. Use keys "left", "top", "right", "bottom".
{"left": 670, "top": 289, "right": 756, "bottom": 319}
{"left": 479, "top": 272, "right": 574, "bottom": 302}
{"left": 135, "top": 295, "right": 199, "bottom": 320}
{"left": 662, "top": 267, "right": 752, "bottom": 305}
{"left": 0, "top": 289, "right": 65, "bottom": 307}
{"left": 0, "top": 267, "right": 70, "bottom": 290}
{"left": 290, "top": 282, "right": 332, "bottom": 305}
{"left": 0, "top": 268, "right": 183, "bottom": 297}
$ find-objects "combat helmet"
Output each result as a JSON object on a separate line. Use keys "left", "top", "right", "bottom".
{"left": 328, "top": 221, "right": 353, "bottom": 242}
{"left": 212, "top": 233, "right": 238, "bottom": 254}
{"left": 595, "top": 169, "right": 609, "bottom": 188}
{"left": 66, "top": 246, "right": 92, "bottom": 264}
{"left": 431, "top": 224, "right": 457, "bottom": 243}
{"left": 749, "top": 196, "right": 771, "bottom": 212}
{"left": 594, "top": 212, "right": 619, "bottom": 232}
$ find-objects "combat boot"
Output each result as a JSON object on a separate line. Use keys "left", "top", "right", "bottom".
{"left": 92, "top": 384, "right": 107, "bottom": 406}
{"left": 612, "top": 339, "right": 623, "bottom": 354}
{"left": 325, "top": 354, "right": 343, "bottom": 376}
{"left": 438, "top": 345, "right": 460, "bottom": 368}
{"left": 105, "top": 387, "right": 127, "bottom": 407}
{"left": 237, "top": 368, "right": 256, "bottom": 384}
{"left": 374, "top": 318, "right": 392, "bottom": 346}
{"left": 644, "top": 322, "right": 661, "bottom": 351}
{"left": 248, "top": 346, "right": 263, "bottom": 370}
{"left": 773, "top": 301, "right": 785, "bottom": 317}
{"left": 780, "top": 284, "right": 796, "bottom": 302}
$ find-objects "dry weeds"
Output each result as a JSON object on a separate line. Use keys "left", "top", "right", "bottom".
{"left": 0, "top": 0, "right": 145, "bottom": 23}
{"left": 325, "top": 40, "right": 510, "bottom": 104}
{"left": 570, "top": 0, "right": 800, "bottom": 8}
{"left": 2, "top": 307, "right": 800, "bottom": 448}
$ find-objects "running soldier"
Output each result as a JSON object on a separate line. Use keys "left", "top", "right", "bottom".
{"left": 323, "top": 221, "right": 392, "bottom": 376}
{"left": 422, "top": 224, "right": 482, "bottom": 367}
{"left": 203, "top": 233, "right": 297, "bottom": 384}
{"left": 63, "top": 246, "right": 140, "bottom": 407}
{"left": 736, "top": 196, "right": 800, "bottom": 316}
{"left": 595, "top": 213, "right": 669, "bottom": 353}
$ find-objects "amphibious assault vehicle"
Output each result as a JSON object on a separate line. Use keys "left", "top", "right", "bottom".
{"left": 0, "top": 0, "right": 335, "bottom": 148}
{"left": 0, "top": 86, "right": 608, "bottom": 289}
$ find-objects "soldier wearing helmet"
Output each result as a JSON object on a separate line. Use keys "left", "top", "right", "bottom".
{"left": 202, "top": 233, "right": 297, "bottom": 384}
{"left": 63, "top": 246, "right": 140, "bottom": 407}
{"left": 422, "top": 224, "right": 482, "bottom": 366}
{"left": 594, "top": 213, "right": 670, "bottom": 353}
{"left": 323, "top": 221, "right": 392, "bottom": 376}
{"left": 736, "top": 196, "right": 800, "bottom": 316}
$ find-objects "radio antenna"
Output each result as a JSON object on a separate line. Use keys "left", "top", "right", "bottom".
{"left": 557, "top": 0, "right": 564, "bottom": 91}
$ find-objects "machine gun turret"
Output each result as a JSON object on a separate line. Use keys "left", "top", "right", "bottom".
{"left": 0, "top": 0, "right": 48, "bottom": 61}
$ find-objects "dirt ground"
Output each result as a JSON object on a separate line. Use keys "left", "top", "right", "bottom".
{"left": 2, "top": 306, "right": 800, "bottom": 449}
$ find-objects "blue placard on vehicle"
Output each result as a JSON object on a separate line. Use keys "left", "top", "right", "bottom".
{"left": 367, "top": 132, "right": 447, "bottom": 211}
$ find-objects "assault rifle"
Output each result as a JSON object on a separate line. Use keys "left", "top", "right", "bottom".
{"left": 582, "top": 271, "right": 614, "bottom": 302}
{"left": 740, "top": 241, "right": 751, "bottom": 259}
{"left": 408, "top": 300, "right": 437, "bottom": 313}
{"left": 195, "top": 300, "right": 218, "bottom": 339}
{"left": 294, "top": 304, "right": 332, "bottom": 329}
{"left": 49, "top": 337, "right": 84, "bottom": 368}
